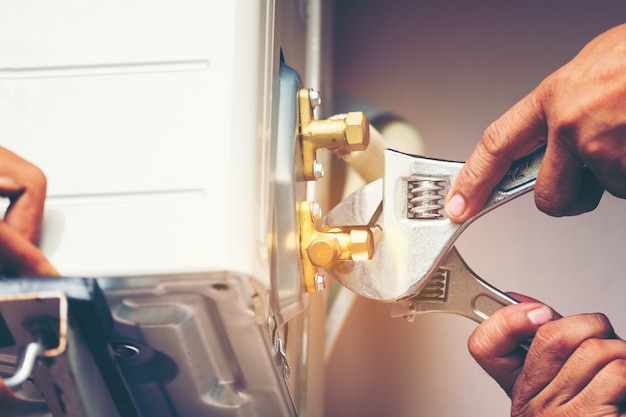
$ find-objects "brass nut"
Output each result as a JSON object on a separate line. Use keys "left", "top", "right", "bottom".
{"left": 307, "top": 235, "right": 342, "bottom": 269}
{"left": 344, "top": 112, "right": 370, "bottom": 151}
{"left": 349, "top": 228, "right": 374, "bottom": 261}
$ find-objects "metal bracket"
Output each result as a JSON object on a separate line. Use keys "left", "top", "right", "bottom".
{"left": 0, "top": 291, "right": 68, "bottom": 387}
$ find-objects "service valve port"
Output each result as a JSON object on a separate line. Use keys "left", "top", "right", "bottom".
{"left": 297, "top": 200, "right": 380, "bottom": 293}
{"left": 298, "top": 88, "right": 370, "bottom": 181}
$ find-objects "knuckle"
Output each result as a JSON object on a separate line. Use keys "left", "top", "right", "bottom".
{"left": 533, "top": 321, "right": 569, "bottom": 352}
{"left": 467, "top": 319, "right": 502, "bottom": 359}
{"left": 480, "top": 121, "right": 513, "bottom": 160}
{"left": 604, "top": 358, "right": 626, "bottom": 382}
{"left": 458, "top": 157, "right": 483, "bottom": 186}
{"left": 510, "top": 389, "right": 546, "bottom": 417}
{"left": 577, "top": 337, "right": 607, "bottom": 358}
{"left": 481, "top": 123, "right": 503, "bottom": 156}
{"left": 538, "top": 68, "right": 564, "bottom": 104}
{"left": 589, "top": 312, "right": 615, "bottom": 336}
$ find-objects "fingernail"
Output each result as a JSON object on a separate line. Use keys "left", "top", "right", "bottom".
{"left": 527, "top": 306, "right": 553, "bottom": 326}
{"left": 446, "top": 194, "right": 466, "bottom": 218}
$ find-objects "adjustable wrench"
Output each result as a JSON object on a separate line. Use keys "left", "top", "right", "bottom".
{"left": 319, "top": 144, "right": 545, "bottom": 321}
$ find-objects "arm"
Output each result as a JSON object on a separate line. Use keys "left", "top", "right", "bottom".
{"left": 446, "top": 23, "right": 626, "bottom": 222}
{"left": 469, "top": 295, "right": 626, "bottom": 416}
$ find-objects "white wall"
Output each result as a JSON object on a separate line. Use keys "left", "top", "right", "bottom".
{"left": 326, "top": 1, "right": 626, "bottom": 416}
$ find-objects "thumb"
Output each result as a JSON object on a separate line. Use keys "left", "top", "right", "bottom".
{"left": 468, "top": 302, "right": 555, "bottom": 395}
{"left": 446, "top": 90, "right": 547, "bottom": 223}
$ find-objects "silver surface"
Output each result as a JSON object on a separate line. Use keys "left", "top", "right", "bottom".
{"left": 391, "top": 247, "right": 518, "bottom": 322}
{"left": 270, "top": 61, "right": 308, "bottom": 324}
{"left": 102, "top": 273, "right": 297, "bottom": 417}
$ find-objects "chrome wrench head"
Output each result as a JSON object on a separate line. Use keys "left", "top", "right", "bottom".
{"left": 322, "top": 146, "right": 544, "bottom": 301}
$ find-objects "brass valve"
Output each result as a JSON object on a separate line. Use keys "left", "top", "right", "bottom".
{"left": 298, "top": 88, "right": 370, "bottom": 181}
{"left": 306, "top": 227, "right": 375, "bottom": 269}
{"left": 297, "top": 200, "right": 379, "bottom": 293}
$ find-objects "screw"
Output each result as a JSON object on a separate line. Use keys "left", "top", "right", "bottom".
{"left": 283, "top": 362, "right": 292, "bottom": 379}
{"left": 312, "top": 160, "right": 325, "bottom": 180}
{"left": 112, "top": 343, "right": 140, "bottom": 359}
{"left": 309, "top": 89, "right": 321, "bottom": 108}
{"left": 314, "top": 273, "right": 327, "bottom": 292}
{"left": 267, "top": 315, "right": 276, "bottom": 334}
{"left": 310, "top": 201, "right": 322, "bottom": 222}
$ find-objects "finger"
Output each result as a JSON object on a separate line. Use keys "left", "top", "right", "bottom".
{"left": 534, "top": 131, "right": 603, "bottom": 216}
{"left": 4, "top": 188, "right": 46, "bottom": 244}
{"left": 0, "top": 147, "right": 47, "bottom": 243}
{"left": 0, "top": 222, "right": 58, "bottom": 277}
{"left": 468, "top": 302, "right": 555, "bottom": 394}
{"left": 0, "top": 380, "right": 13, "bottom": 417}
{"left": 505, "top": 292, "right": 562, "bottom": 315}
{"left": 579, "top": 129, "right": 626, "bottom": 201}
{"left": 446, "top": 90, "right": 547, "bottom": 223}
{"left": 513, "top": 313, "right": 617, "bottom": 405}
{"left": 538, "top": 338, "right": 626, "bottom": 407}
{"left": 587, "top": 358, "right": 626, "bottom": 408}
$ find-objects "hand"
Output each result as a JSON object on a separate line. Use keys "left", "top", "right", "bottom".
{"left": 0, "top": 147, "right": 58, "bottom": 417}
{"left": 469, "top": 295, "right": 626, "bottom": 416}
{"left": 446, "top": 23, "right": 626, "bottom": 222}
{"left": 0, "top": 147, "right": 57, "bottom": 277}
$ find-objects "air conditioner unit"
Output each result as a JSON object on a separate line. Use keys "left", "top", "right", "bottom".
{"left": 0, "top": 1, "right": 356, "bottom": 415}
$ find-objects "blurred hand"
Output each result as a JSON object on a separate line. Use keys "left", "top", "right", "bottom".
{"left": 446, "top": 23, "right": 626, "bottom": 222}
{"left": 469, "top": 294, "right": 626, "bottom": 416}
{"left": 0, "top": 147, "right": 60, "bottom": 417}
{"left": 0, "top": 380, "right": 12, "bottom": 417}
{"left": 0, "top": 147, "right": 57, "bottom": 277}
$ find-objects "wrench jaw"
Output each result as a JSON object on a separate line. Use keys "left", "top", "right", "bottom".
{"left": 319, "top": 179, "right": 397, "bottom": 300}
{"left": 318, "top": 234, "right": 406, "bottom": 301}
{"left": 321, "top": 149, "right": 469, "bottom": 301}
{"left": 378, "top": 149, "right": 467, "bottom": 301}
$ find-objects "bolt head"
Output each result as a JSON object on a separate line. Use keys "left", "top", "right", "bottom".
{"left": 266, "top": 315, "right": 276, "bottom": 333}
{"left": 344, "top": 112, "right": 370, "bottom": 151}
{"left": 309, "top": 89, "right": 322, "bottom": 108}
{"left": 310, "top": 201, "right": 322, "bottom": 222}
{"left": 312, "top": 160, "right": 325, "bottom": 180}
{"left": 307, "top": 235, "right": 341, "bottom": 269}
{"left": 314, "top": 273, "right": 327, "bottom": 292}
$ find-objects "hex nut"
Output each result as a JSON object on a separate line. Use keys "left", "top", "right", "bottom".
{"left": 309, "top": 89, "right": 322, "bottom": 108}
{"left": 307, "top": 235, "right": 342, "bottom": 269}
{"left": 344, "top": 112, "right": 370, "bottom": 151}
{"left": 349, "top": 228, "right": 373, "bottom": 261}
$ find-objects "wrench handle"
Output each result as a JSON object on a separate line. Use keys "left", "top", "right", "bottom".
{"left": 479, "top": 144, "right": 545, "bottom": 215}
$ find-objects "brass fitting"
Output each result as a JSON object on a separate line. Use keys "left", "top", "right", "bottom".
{"left": 348, "top": 228, "right": 376, "bottom": 261}
{"left": 297, "top": 201, "right": 379, "bottom": 293}
{"left": 306, "top": 233, "right": 343, "bottom": 269}
{"left": 344, "top": 112, "right": 369, "bottom": 152}
{"left": 305, "top": 227, "right": 377, "bottom": 270}
{"left": 297, "top": 201, "right": 322, "bottom": 293}
{"left": 298, "top": 88, "right": 370, "bottom": 180}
